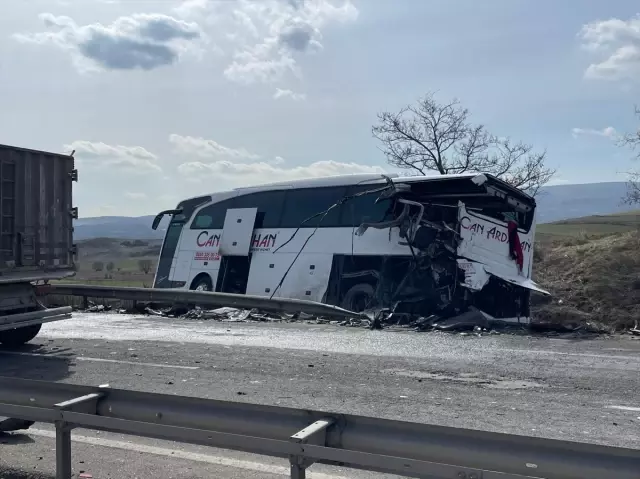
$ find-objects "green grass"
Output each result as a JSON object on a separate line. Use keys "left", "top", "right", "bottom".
{"left": 55, "top": 278, "right": 151, "bottom": 288}
{"left": 537, "top": 211, "right": 640, "bottom": 239}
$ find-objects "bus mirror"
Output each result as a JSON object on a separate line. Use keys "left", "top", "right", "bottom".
{"left": 151, "top": 215, "right": 163, "bottom": 230}
{"left": 152, "top": 209, "right": 182, "bottom": 230}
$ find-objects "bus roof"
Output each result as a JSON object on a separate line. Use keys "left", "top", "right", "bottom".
{"left": 182, "top": 172, "right": 534, "bottom": 205}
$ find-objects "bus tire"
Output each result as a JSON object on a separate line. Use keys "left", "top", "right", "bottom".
{"left": 190, "top": 274, "right": 213, "bottom": 292}
{"left": 0, "top": 324, "right": 42, "bottom": 347}
{"left": 340, "top": 283, "right": 375, "bottom": 313}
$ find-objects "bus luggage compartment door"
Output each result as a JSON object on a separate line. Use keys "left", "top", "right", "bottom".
{"left": 218, "top": 208, "right": 258, "bottom": 256}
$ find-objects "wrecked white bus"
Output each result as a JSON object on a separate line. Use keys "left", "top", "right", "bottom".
{"left": 151, "top": 173, "right": 548, "bottom": 323}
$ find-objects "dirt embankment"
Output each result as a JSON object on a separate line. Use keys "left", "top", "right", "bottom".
{"left": 532, "top": 231, "right": 640, "bottom": 331}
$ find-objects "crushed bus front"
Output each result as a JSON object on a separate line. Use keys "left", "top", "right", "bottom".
{"left": 354, "top": 173, "right": 549, "bottom": 325}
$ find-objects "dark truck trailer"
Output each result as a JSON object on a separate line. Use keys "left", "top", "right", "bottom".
{"left": 0, "top": 143, "right": 77, "bottom": 346}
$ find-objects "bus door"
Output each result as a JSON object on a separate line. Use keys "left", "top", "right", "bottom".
{"left": 215, "top": 208, "right": 257, "bottom": 294}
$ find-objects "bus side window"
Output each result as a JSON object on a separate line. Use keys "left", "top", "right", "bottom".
{"left": 281, "top": 187, "right": 347, "bottom": 228}
{"left": 229, "top": 191, "right": 285, "bottom": 228}
{"left": 190, "top": 201, "right": 230, "bottom": 229}
{"left": 341, "top": 185, "right": 394, "bottom": 227}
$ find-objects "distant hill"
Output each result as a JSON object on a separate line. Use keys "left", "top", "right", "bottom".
{"left": 74, "top": 215, "right": 167, "bottom": 240}
{"left": 537, "top": 210, "right": 640, "bottom": 239}
{"left": 534, "top": 181, "right": 632, "bottom": 223}
{"left": 75, "top": 181, "right": 636, "bottom": 240}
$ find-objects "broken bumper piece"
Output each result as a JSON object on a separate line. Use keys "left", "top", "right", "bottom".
{"left": 457, "top": 259, "right": 550, "bottom": 295}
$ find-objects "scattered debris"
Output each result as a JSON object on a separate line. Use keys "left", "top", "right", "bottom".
{"left": 66, "top": 296, "right": 626, "bottom": 336}
{"left": 77, "top": 303, "right": 553, "bottom": 336}
{"left": 85, "top": 303, "right": 110, "bottom": 313}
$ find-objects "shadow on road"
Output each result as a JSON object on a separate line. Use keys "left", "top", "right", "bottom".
{"left": 0, "top": 342, "right": 73, "bottom": 382}
{"left": 0, "top": 464, "right": 52, "bottom": 479}
{"left": 0, "top": 432, "right": 35, "bottom": 446}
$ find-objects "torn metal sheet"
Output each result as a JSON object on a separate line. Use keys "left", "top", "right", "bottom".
{"left": 457, "top": 259, "right": 490, "bottom": 291}
{"left": 483, "top": 268, "right": 551, "bottom": 296}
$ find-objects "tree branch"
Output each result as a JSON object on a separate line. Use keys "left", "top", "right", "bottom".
{"left": 372, "top": 91, "right": 554, "bottom": 195}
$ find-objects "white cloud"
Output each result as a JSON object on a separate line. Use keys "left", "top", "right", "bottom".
{"left": 169, "top": 134, "right": 261, "bottom": 160}
{"left": 13, "top": 13, "right": 204, "bottom": 72}
{"left": 173, "top": 0, "right": 211, "bottom": 18}
{"left": 177, "top": 159, "right": 385, "bottom": 187}
{"left": 273, "top": 88, "right": 306, "bottom": 101}
{"left": 173, "top": 133, "right": 384, "bottom": 187}
{"left": 224, "top": 39, "right": 299, "bottom": 84}
{"left": 206, "top": 0, "right": 358, "bottom": 84}
{"left": 14, "top": 1, "right": 355, "bottom": 84}
{"left": 125, "top": 192, "right": 148, "bottom": 199}
{"left": 65, "top": 140, "right": 162, "bottom": 172}
{"left": 571, "top": 126, "right": 618, "bottom": 139}
{"left": 579, "top": 15, "right": 640, "bottom": 80}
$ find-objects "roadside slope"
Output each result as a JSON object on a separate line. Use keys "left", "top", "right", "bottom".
{"left": 533, "top": 230, "right": 640, "bottom": 330}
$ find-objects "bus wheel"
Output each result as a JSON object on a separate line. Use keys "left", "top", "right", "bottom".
{"left": 190, "top": 274, "right": 212, "bottom": 292}
{"left": 340, "top": 283, "right": 375, "bottom": 313}
{"left": 0, "top": 324, "right": 42, "bottom": 346}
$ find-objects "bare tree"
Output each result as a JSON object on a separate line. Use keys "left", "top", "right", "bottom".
{"left": 138, "top": 259, "right": 152, "bottom": 274}
{"left": 620, "top": 107, "right": 640, "bottom": 204}
{"left": 372, "top": 92, "right": 555, "bottom": 195}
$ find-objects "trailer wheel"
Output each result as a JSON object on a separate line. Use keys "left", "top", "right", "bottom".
{"left": 0, "top": 324, "right": 42, "bottom": 346}
{"left": 340, "top": 283, "right": 375, "bottom": 312}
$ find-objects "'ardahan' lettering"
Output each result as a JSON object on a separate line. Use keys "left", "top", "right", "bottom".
{"left": 460, "top": 216, "right": 532, "bottom": 252}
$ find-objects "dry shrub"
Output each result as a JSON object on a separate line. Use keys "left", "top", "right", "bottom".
{"left": 532, "top": 231, "right": 640, "bottom": 330}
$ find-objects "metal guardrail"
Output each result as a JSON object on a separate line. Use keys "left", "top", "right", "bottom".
{"left": 0, "top": 377, "right": 638, "bottom": 479}
{"left": 0, "top": 306, "right": 72, "bottom": 332}
{"left": 47, "top": 284, "right": 359, "bottom": 320}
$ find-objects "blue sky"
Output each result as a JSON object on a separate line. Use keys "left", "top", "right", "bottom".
{"left": 1, "top": 0, "right": 639, "bottom": 216}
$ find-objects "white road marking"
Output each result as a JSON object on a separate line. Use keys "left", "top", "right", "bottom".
{"left": 0, "top": 351, "right": 198, "bottom": 370}
{"left": 500, "top": 349, "right": 640, "bottom": 361}
{"left": 27, "top": 429, "right": 349, "bottom": 479}
{"left": 602, "top": 348, "right": 640, "bottom": 352}
{"left": 605, "top": 405, "right": 640, "bottom": 412}
{"left": 75, "top": 356, "right": 199, "bottom": 369}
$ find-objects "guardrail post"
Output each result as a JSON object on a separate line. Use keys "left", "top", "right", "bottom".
{"left": 55, "top": 421, "right": 73, "bottom": 479}
{"left": 53, "top": 389, "right": 106, "bottom": 479}
{"left": 289, "top": 418, "right": 334, "bottom": 479}
{"left": 289, "top": 458, "right": 306, "bottom": 479}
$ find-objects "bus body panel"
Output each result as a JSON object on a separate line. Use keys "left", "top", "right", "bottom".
{"left": 457, "top": 203, "right": 534, "bottom": 280}
{"left": 245, "top": 252, "right": 292, "bottom": 298}
{"left": 219, "top": 208, "right": 257, "bottom": 256}
{"left": 278, "top": 253, "right": 334, "bottom": 302}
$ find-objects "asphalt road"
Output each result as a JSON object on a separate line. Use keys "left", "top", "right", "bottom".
{"left": 1, "top": 312, "right": 640, "bottom": 478}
